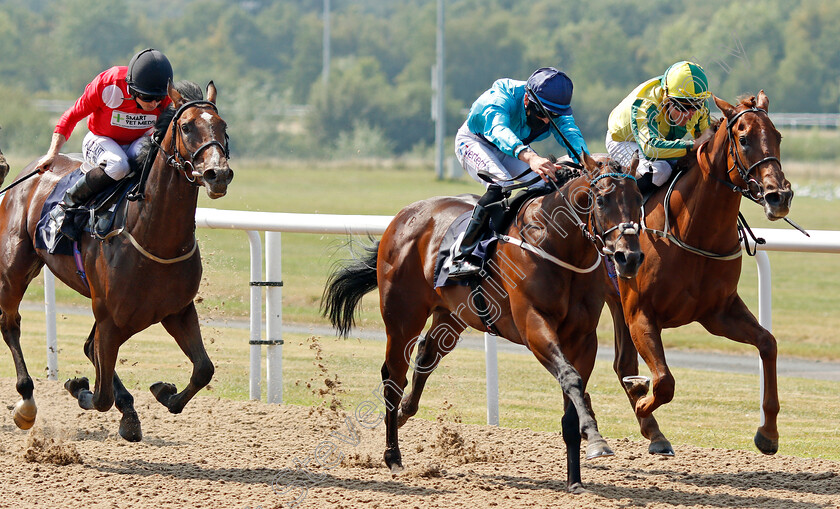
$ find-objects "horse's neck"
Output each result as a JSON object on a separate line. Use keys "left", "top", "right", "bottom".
{"left": 127, "top": 157, "right": 199, "bottom": 251}
{"left": 518, "top": 178, "right": 593, "bottom": 255}
{"left": 666, "top": 126, "right": 742, "bottom": 245}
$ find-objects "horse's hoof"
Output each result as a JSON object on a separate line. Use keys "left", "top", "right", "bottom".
{"left": 622, "top": 375, "right": 650, "bottom": 399}
{"left": 64, "top": 377, "right": 90, "bottom": 398}
{"left": 585, "top": 440, "right": 615, "bottom": 460}
{"left": 754, "top": 429, "right": 778, "bottom": 455}
{"left": 12, "top": 399, "right": 37, "bottom": 430}
{"left": 150, "top": 382, "right": 178, "bottom": 408}
{"left": 649, "top": 439, "right": 675, "bottom": 456}
{"left": 567, "top": 482, "right": 589, "bottom": 495}
{"left": 119, "top": 411, "right": 143, "bottom": 442}
{"left": 384, "top": 449, "right": 403, "bottom": 473}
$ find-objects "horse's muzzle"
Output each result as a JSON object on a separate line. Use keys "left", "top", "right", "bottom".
{"left": 613, "top": 249, "right": 644, "bottom": 279}
{"left": 202, "top": 166, "right": 234, "bottom": 199}
{"left": 763, "top": 187, "right": 792, "bottom": 221}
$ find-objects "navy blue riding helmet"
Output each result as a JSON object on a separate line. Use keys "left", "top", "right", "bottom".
{"left": 526, "top": 67, "right": 574, "bottom": 116}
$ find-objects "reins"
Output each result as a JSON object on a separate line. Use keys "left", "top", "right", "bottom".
{"left": 122, "top": 99, "right": 227, "bottom": 264}
{"left": 497, "top": 170, "right": 639, "bottom": 272}
{"left": 641, "top": 170, "right": 744, "bottom": 260}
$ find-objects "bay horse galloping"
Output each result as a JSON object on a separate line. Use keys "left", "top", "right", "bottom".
{"left": 1, "top": 81, "right": 233, "bottom": 441}
{"left": 323, "top": 153, "right": 643, "bottom": 492}
{"left": 608, "top": 91, "right": 792, "bottom": 456}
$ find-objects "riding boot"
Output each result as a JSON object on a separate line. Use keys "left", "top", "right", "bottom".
{"left": 448, "top": 185, "right": 503, "bottom": 279}
{"left": 49, "top": 163, "right": 117, "bottom": 240}
{"left": 635, "top": 172, "right": 656, "bottom": 196}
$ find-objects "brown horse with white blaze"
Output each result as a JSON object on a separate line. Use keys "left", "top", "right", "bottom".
{"left": 323, "top": 153, "right": 643, "bottom": 493}
{"left": 608, "top": 91, "right": 792, "bottom": 456}
{"left": 0, "top": 81, "right": 232, "bottom": 441}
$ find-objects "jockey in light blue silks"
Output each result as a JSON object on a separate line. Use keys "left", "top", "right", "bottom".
{"left": 451, "top": 67, "right": 589, "bottom": 278}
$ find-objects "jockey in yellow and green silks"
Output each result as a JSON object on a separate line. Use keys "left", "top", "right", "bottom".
{"left": 606, "top": 61, "right": 712, "bottom": 193}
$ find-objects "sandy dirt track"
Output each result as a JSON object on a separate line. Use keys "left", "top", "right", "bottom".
{"left": 1, "top": 377, "right": 838, "bottom": 509}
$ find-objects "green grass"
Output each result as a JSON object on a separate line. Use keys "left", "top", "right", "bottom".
{"left": 3, "top": 309, "right": 837, "bottom": 460}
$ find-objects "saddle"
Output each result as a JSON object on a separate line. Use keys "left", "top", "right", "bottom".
{"left": 434, "top": 167, "right": 580, "bottom": 288}
{"left": 36, "top": 162, "right": 139, "bottom": 255}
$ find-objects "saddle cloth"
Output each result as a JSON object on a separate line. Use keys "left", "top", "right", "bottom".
{"left": 35, "top": 168, "right": 135, "bottom": 255}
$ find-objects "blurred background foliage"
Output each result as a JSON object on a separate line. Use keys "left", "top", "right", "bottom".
{"left": 0, "top": 0, "right": 838, "bottom": 160}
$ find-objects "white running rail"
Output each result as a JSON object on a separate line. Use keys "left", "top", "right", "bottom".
{"left": 41, "top": 210, "right": 840, "bottom": 425}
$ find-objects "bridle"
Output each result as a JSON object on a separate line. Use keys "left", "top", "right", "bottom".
{"left": 586, "top": 171, "right": 640, "bottom": 256}
{"left": 157, "top": 100, "right": 230, "bottom": 184}
{"left": 495, "top": 169, "right": 639, "bottom": 273}
{"left": 723, "top": 107, "right": 781, "bottom": 204}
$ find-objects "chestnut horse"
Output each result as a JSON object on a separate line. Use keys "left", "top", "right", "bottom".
{"left": 0, "top": 81, "right": 233, "bottom": 441}
{"left": 608, "top": 91, "right": 792, "bottom": 456}
{"left": 323, "top": 153, "right": 643, "bottom": 492}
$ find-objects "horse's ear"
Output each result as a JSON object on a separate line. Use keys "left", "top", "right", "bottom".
{"left": 713, "top": 94, "right": 737, "bottom": 119}
{"left": 206, "top": 81, "right": 217, "bottom": 104}
{"left": 629, "top": 151, "right": 639, "bottom": 175}
{"left": 756, "top": 90, "right": 769, "bottom": 111}
{"left": 168, "top": 80, "right": 185, "bottom": 108}
{"left": 581, "top": 151, "right": 599, "bottom": 177}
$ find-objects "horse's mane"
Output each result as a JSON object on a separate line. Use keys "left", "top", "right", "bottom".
{"left": 130, "top": 80, "right": 204, "bottom": 173}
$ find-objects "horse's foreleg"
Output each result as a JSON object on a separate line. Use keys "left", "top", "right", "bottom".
{"left": 626, "top": 313, "right": 674, "bottom": 419}
{"left": 560, "top": 397, "right": 585, "bottom": 493}
{"left": 700, "top": 296, "right": 779, "bottom": 455}
{"left": 155, "top": 303, "right": 214, "bottom": 414}
{"left": 530, "top": 330, "right": 614, "bottom": 469}
{"left": 80, "top": 325, "right": 141, "bottom": 441}
{"left": 1, "top": 309, "right": 37, "bottom": 429}
{"left": 608, "top": 298, "right": 673, "bottom": 455}
{"left": 397, "top": 311, "right": 465, "bottom": 428}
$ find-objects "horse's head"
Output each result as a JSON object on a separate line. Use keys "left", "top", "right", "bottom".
{"left": 166, "top": 81, "right": 234, "bottom": 199}
{"left": 0, "top": 127, "right": 10, "bottom": 186}
{"left": 582, "top": 152, "right": 644, "bottom": 278}
{"left": 0, "top": 149, "right": 9, "bottom": 187}
{"left": 713, "top": 91, "right": 792, "bottom": 220}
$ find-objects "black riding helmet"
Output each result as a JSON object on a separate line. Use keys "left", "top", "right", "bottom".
{"left": 126, "top": 48, "right": 173, "bottom": 97}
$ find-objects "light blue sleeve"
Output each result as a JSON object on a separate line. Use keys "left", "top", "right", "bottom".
{"left": 480, "top": 106, "right": 526, "bottom": 158}
{"left": 552, "top": 115, "right": 589, "bottom": 163}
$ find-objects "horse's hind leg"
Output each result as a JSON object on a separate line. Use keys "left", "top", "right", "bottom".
{"left": 1, "top": 309, "right": 37, "bottom": 429}
{"left": 607, "top": 297, "right": 673, "bottom": 455}
{"left": 380, "top": 287, "right": 432, "bottom": 473}
{"left": 700, "top": 296, "right": 779, "bottom": 455}
{"left": 151, "top": 302, "right": 214, "bottom": 413}
{"left": 397, "top": 310, "right": 466, "bottom": 427}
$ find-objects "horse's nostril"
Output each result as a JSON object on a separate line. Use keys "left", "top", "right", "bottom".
{"left": 614, "top": 251, "right": 626, "bottom": 265}
{"left": 204, "top": 169, "right": 217, "bottom": 182}
{"left": 765, "top": 192, "right": 781, "bottom": 207}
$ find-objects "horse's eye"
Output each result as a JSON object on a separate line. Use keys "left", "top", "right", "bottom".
{"left": 596, "top": 195, "right": 606, "bottom": 209}
{"left": 181, "top": 123, "right": 192, "bottom": 135}
{"left": 739, "top": 135, "right": 748, "bottom": 146}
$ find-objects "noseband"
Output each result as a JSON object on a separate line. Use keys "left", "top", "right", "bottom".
{"left": 159, "top": 100, "right": 230, "bottom": 184}
{"left": 587, "top": 172, "right": 640, "bottom": 256}
{"left": 725, "top": 107, "right": 781, "bottom": 203}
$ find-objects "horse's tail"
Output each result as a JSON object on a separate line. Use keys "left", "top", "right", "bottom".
{"left": 321, "top": 240, "right": 380, "bottom": 338}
